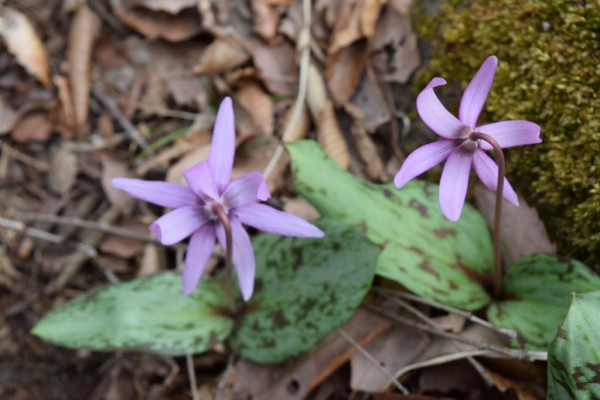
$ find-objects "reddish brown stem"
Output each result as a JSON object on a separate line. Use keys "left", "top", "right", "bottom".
{"left": 211, "top": 203, "right": 235, "bottom": 312}
{"left": 469, "top": 132, "right": 505, "bottom": 298}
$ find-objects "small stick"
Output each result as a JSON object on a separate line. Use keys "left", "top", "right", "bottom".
{"left": 186, "top": 354, "right": 200, "bottom": 400}
{"left": 215, "top": 354, "right": 235, "bottom": 400}
{"left": 374, "top": 288, "right": 518, "bottom": 339}
{"left": 337, "top": 327, "right": 409, "bottom": 394}
{"left": 16, "top": 212, "right": 159, "bottom": 244}
{"left": 92, "top": 88, "right": 149, "bottom": 149}
{"left": 1, "top": 142, "right": 50, "bottom": 171}
{"left": 394, "top": 349, "right": 491, "bottom": 380}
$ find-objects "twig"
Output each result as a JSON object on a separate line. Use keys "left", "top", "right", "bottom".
{"left": 262, "top": 0, "right": 312, "bottom": 181}
{"left": 365, "top": 303, "right": 547, "bottom": 362}
{"left": 92, "top": 88, "right": 149, "bottom": 149}
{"left": 186, "top": 354, "right": 200, "bottom": 400}
{"left": 215, "top": 354, "right": 235, "bottom": 400}
{"left": 1, "top": 142, "right": 50, "bottom": 171}
{"left": 16, "top": 212, "right": 159, "bottom": 244}
{"left": 337, "top": 327, "right": 409, "bottom": 394}
{"left": 393, "top": 349, "right": 491, "bottom": 380}
{"left": 0, "top": 216, "right": 97, "bottom": 257}
{"left": 374, "top": 287, "right": 518, "bottom": 339}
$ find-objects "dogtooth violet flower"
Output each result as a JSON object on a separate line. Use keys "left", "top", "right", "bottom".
{"left": 112, "top": 97, "right": 324, "bottom": 300}
{"left": 394, "top": 55, "right": 541, "bottom": 221}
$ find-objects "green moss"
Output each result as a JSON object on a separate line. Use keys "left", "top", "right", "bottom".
{"left": 415, "top": 0, "right": 600, "bottom": 267}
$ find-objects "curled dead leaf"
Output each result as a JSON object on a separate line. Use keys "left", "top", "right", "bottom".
{"left": 234, "top": 82, "right": 274, "bottom": 136}
{"left": 279, "top": 100, "right": 309, "bottom": 143}
{"left": 53, "top": 75, "right": 76, "bottom": 139}
{"left": 326, "top": 40, "right": 368, "bottom": 105}
{"left": 11, "top": 110, "right": 52, "bottom": 143}
{"left": 0, "top": 7, "right": 51, "bottom": 87}
{"left": 49, "top": 146, "right": 78, "bottom": 195}
{"left": 251, "top": 0, "right": 279, "bottom": 40}
{"left": 250, "top": 39, "right": 298, "bottom": 94}
{"left": 347, "top": 104, "right": 389, "bottom": 181}
{"left": 0, "top": 96, "right": 18, "bottom": 135}
{"left": 68, "top": 5, "right": 102, "bottom": 131}
{"left": 102, "top": 155, "right": 135, "bottom": 214}
{"left": 193, "top": 36, "right": 250, "bottom": 75}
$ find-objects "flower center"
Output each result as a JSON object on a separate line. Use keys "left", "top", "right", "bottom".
{"left": 206, "top": 200, "right": 228, "bottom": 222}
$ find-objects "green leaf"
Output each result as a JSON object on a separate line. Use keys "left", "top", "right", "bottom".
{"left": 548, "top": 291, "right": 600, "bottom": 399}
{"left": 487, "top": 254, "right": 600, "bottom": 350}
{"left": 287, "top": 140, "right": 493, "bottom": 311}
{"left": 228, "top": 218, "right": 379, "bottom": 364}
{"left": 32, "top": 272, "right": 234, "bottom": 355}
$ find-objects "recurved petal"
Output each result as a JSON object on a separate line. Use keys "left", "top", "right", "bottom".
{"left": 472, "top": 150, "right": 519, "bottom": 205}
{"left": 236, "top": 203, "right": 324, "bottom": 238}
{"left": 459, "top": 55, "right": 498, "bottom": 128}
{"left": 112, "top": 178, "right": 197, "bottom": 208}
{"left": 223, "top": 172, "right": 270, "bottom": 209}
{"left": 439, "top": 144, "right": 476, "bottom": 221}
{"left": 394, "top": 139, "right": 457, "bottom": 188}
{"left": 182, "top": 224, "right": 216, "bottom": 295}
{"left": 416, "top": 77, "right": 465, "bottom": 139}
{"left": 209, "top": 97, "right": 236, "bottom": 190}
{"left": 149, "top": 206, "right": 208, "bottom": 245}
{"left": 216, "top": 218, "right": 256, "bottom": 301}
{"left": 183, "top": 161, "right": 219, "bottom": 200}
{"left": 476, "top": 120, "right": 542, "bottom": 150}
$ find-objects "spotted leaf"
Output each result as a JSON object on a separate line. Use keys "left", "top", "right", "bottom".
{"left": 287, "top": 140, "right": 493, "bottom": 310}
{"left": 32, "top": 272, "right": 233, "bottom": 355}
{"left": 228, "top": 218, "right": 379, "bottom": 364}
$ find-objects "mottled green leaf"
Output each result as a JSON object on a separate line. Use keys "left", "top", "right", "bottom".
{"left": 487, "top": 255, "right": 600, "bottom": 350}
{"left": 548, "top": 291, "right": 600, "bottom": 399}
{"left": 287, "top": 140, "right": 493, "bottom": 311}
{"left": 228, "top": 218, "right": 379, "bottom": 364}
{"left": 32, "top": 272, "right": 233, "bottom": 355}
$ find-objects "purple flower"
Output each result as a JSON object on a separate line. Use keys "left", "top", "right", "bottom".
{"left": 113, "top": 97, "right": 324, "bottom": 300}
{"left": 394, "top": 55, "right": 541, "bottom": 221}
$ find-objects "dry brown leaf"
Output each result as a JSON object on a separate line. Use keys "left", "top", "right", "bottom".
{"left": 250, "top": 38, "right": 298, "bottom": 94}
{"left": 0, "top": 96, "right": 18, "bottom": 135}
{"left": 11, "top": 110, "right": 52, "bottom": 143}
{"left": 326, "top": 40, "right": 368, "bottom": 105}
{"left": 232, "top": 308, "right": 393, "bottom": 400}
{"left": 432, "top": 314, "right": 466, "bottom": 334}
{"left": 234, "top": 82, "right": 274, "bottom": 136}
{"left": 389, "top": 0, "right": 412, "bottom": 14}
{"left": 480, "top": 366, "right": 542, "bottom": 400}
{"left": 111, "top": 0, "right": 202, "bottom": 42}
{"left": 473, "top": 185, "right": 556, "bottom": 267}
{"left": 166, "top": 143, "right": 211, "bottom": 185}
{"left": 193, "top": 36, "right": 250, "bottom": 75}
{"left": 139, "top": 68, "right": 168, "bottom": 115}
{"left": 99, "top": 218, "right": 147, "bottom": 259}
{"left": 350, "top": 72, "right": 390, "bottom": 132}
{"left": 131, "top": 0, "right": 199, "bottom": 14}
{"left": 102, "top": 155, "right": 135, "bottom": 214}
{"left": 138, "top": 243, "right": 165, "bottom": 276}
{"left": 68, "top": 5, "right": 102, "bottom": 132}
{"left": 49, "top": 146, "right": 78, "bottom": 195}
{"left": 0, "top": 8, "right": 51, "bottom": 87}
{"left": 233, "top": 136, "right": 286, "bottom": 193}
{"left": 282, "top": 196, "right": 320, "bottom": 221}
{"left": 329, "top": 0, "right": 385, "bottom": 54}
{"left": 370, "top": 6, "right": 420, "bottom": 84}
{"left": 361, "top": 0, "right": 387, "bottom": 37}
{"left": 347, "top": 105, "right": 389, "bottom": 181}
{"left": 53, "top": 75, "right": 76, "bottom": 139}
{"left": 306, "top": 62, "right": 350, "bottom": 169}
{"left": 278, "top": 100, "right": 310, "bottom": 143}
{"left": 350, "top": 324, "right": 426, "bottom": 392}
{"left": 252, "top": 0, "right": 279, "bottom": 40}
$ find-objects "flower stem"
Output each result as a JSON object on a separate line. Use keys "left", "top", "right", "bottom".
{"left": 212, "top": 204, "right": 235, "bottom": 312}
{"left": 469, "top": 131, "right": 505, "bottom": 298}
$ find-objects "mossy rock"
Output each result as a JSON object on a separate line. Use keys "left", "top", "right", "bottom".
{"left": 415, "top": 0, "right": 600, "bottom": 267}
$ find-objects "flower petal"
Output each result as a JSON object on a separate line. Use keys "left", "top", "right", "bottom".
{"left": 394, "top": 139, "right": 457, "bottom": 188}
{"left": 439, "top": 144, "right": 476, "bottom": 221}
{"left": 182, "top": 224, "right": 216, "bottom": 295}
{"left": 183, "top": 161, "right": 219, "bottom": 201}
{"left": 222, "top": 172, "right": 270, "bottom": 209}
{"left": 236, "top": 203, "right": 324, "bottom": 238}
{"left": 476, "top": 120, "right": 542, "bottom": 150}
{"left": 216, "top": 218, "right": 255, "bottom": 301}
{"left": 459, "top": 55, "right": 498, "bottom": 128}
{"left": 416, "top": 77, "right": 465, "bottom": 139}
{"left": 472, "top": 150, "right": 519, "bottom": 205}
{"left": 209, "top": 97, "right": 236, "bottom": 191}
{"left": 149, "top": 206, "right": 208, "bottom": 245}
{"left": 112, "top": 178, "right": 197, "bottom": 208}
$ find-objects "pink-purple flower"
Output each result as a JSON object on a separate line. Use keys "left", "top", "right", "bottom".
{"left": 113, "top": 97, "right": 324, "bottom": 300}
{"left": 394, "top": 55, "right": 541, "bottom": 221}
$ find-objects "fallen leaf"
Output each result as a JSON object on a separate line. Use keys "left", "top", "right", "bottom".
{"left": 350, "top": 324, "right": 426, "bottom": 392}
{"left": 99, "top": 218, "right": 147, "bottom": 259}
{"left": 432, "top": 314, "right": 466, "bottom": 334}
{"left": 361, "top": 0, "right": 387, "bottom": 37}
{"left": 102, "top": 155, "right": 135, "bottom": 214}
{"left": 131, "top": 0, "right": 199, "bottom": 14}
{"left": 233, "top": 136, "right": 286, "bottom": 193}
{"left": 369, "top": 6, "right": 420, "bottom": 84}
{"left": 234, "top": 82, "right": 274, "bottom": 136}
{"left": 68, "top": 5, "right": 102, "bottom": 132}
{"left": 473, "top": 185, "right": 556, "bottom": 267}
{"left": 326, "top": 40, "right": 368, "bottom": 105}
{"left": 250, "top": 38, "right": 298, "bottom": 94}
{"left": 346, "top": 104, "right": 389, "bottom": 181}
{"left": 53, "top": 75, "right": 76, "bottom": 139}
{"left": 350, "top": 72, "right": 390, "bottom": 132}
{"left": 418, "top": 360, "right": 485, "bottom": 399}
{"left": 166, "top": 142, "right": 211, "bottom": 185}
{"left": 110, "top": 0, "right": 202, "bottom": 42}
{"left": 251, "top": 0, "right": 279, "bottom": 40}
{"left": 138, "top": 243, "right": 165, "bottom": 276}
{"left": 11, "top": 110, "right": 52, "bottom": 143}
{"left": 0, "top": 7, "right": 51, "bottom": 87}
{"left": 278, "top": 100, "right": 310, "bottom": 143}
{"left": 193, "top": 36, "right": 251, "bottom": 75}
{"left": 480, "top": 365, "right": 541, "bottom": 400}
{"left": 0, "top": 96, "right": 18, "bottom": 135}
{"left": 328, "top": 0, "right": 372, "bottom": 54}
{"left": 49, "top": 146, "right": 78, "bottom": 195}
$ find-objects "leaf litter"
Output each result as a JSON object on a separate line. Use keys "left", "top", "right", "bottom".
{"left": 0, "top": 0, "right": 554, "bottom": 398}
